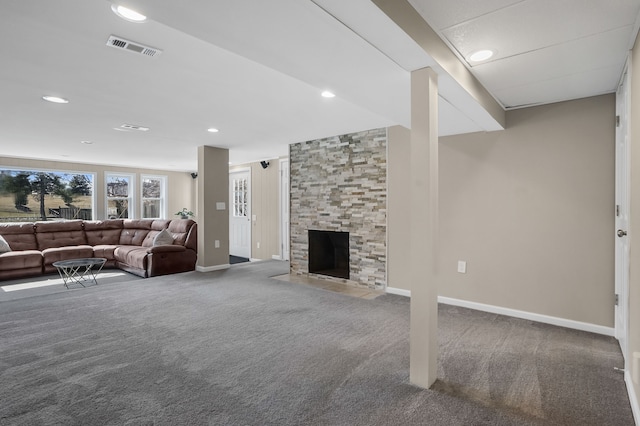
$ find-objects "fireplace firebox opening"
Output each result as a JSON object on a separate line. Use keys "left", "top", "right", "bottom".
{"left": 308, "top": 230, "right": 349, "bottom": 280}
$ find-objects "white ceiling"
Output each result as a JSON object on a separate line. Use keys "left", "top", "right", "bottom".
{"left": 0, "top": 0, "right": 637, "bottom": 172}
{"left": 408, "top": 0, "right": 640, "bottom": 108}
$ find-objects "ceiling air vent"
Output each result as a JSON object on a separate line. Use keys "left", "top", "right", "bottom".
{"left": 106, "top": 35, "right": 162, "bottom": 57}
{"left": 119, "top": 123, "right": 150, "bottom": 132}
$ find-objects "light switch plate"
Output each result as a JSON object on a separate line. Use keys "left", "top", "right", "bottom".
{"left": 457, "top": 260, "right": 467, "bottom": 274}
{"left": 216, "top": 202, "right": 225, "bottom": 210}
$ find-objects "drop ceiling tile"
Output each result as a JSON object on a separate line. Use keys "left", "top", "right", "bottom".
{"left": 442, "top": 0, "right": 639, "bottom": 61}
{"left": 493, "top": 64, "right": 624, "bottom": 107}
{"left": 471, "top": 26, "right": 631, "bottom": 92}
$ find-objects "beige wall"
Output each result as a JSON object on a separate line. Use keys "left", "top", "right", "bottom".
{"left": 0, "top": 156, "right": 194, "bottom": 220}
{"left": 0, "top": 153, "right": 284, "bottom": 264}
{"left": 230, "top": 158, "right": 282, "bottom": 260}
{"left": 389, "top": 95, "right": 616, "bottom": 327}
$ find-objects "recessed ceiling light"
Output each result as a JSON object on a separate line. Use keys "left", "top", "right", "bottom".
{"left": 111, "top": 4, "right": 147, "bottom": 22}
{"left": 207, "top": 128, "right": 219, "bottom": 133}
{"left": 42, "top": 95, "right": 69, "bottom": 104}
{"left": 321, "top": 90, "right": 336, "bottom": 98}
{"left": 468, "top": 50, "right": 494, "bottom": 63}
{"left": 80, "top": 140, "right": 93, "bottom": 145}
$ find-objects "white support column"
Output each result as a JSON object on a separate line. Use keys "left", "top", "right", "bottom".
{"left": 409, "top": 67, "right": 439, "bottom": 388}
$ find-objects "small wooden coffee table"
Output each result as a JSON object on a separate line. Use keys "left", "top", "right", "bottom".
{"left": 53, "top": 258, "right": 107, "bottom": 288}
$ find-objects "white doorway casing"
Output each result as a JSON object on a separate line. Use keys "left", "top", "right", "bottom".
{"left": 230, "top": 169, "right": 251, "bottom": 259}
{"left": 280, "top": 159, "right": 290, "bottom": 261}
{"left": 615, "top": 59, "right": 630, "bottom": 360}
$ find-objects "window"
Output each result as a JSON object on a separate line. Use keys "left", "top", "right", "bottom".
{"left": 106, "top": 173, "right": 134, "bottom": 219}
{"left": 232, "top": 177, "right": 248, "bottom": 217}
{"left": 0, "top": 168, "right": 94, "bottom": 223}
{"left": 141, "top": 175, "right": 166, "bottom": 219}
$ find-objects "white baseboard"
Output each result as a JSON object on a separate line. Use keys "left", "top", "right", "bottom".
{"left": 438, "top": 296, "right": 615, "bottom": 336}
{"left": 384, "top": 288, "right": 614, "bottom": 337}
{"left": 272, "top": 255, "right": 282, "bottom": 260}
{"left": 196, "top": 264, "right": 230, "bottom": 272}
{"left": 625, "top": 371, "right": 640, "bottom": 425}
{"left": 386, "top": 286, "right": 411, "bottom": 297}
{"left": 250, "top": 258, "right": 262, "bottom": 262}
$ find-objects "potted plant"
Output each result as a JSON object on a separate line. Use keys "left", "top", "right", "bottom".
{"left": 175, "top": 208, "right": 194, "bottom": 219}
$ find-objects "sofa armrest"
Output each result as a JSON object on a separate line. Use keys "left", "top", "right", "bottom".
{"left": 147, "top": 245, "right": 186, "bottom": 254}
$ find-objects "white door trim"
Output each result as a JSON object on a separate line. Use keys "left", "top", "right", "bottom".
{"left": 615, "top": 54, "right": 631, "bottom": 360}
{"left": 279, "top": 159, "right": 290, "bottom": 261}
{"left": 229, "top": 168, "right": 251, "bottom": 259}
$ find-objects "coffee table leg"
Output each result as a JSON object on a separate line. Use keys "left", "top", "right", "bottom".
{"left": 86, "top": 260, "right": 106, "bottom": 285}
{"left": 56, "top": 260, "right": 106, "bottom": 288}
{"left": 56, "top": 265, "right": 83, "bottom": 288}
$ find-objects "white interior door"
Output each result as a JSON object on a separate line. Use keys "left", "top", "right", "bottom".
{"left": 230, "top": 170, "right": 251, "bottom": 259}
{"left": 615, "top": 62, "right": 630, "bottom": 360}
{"left": 280, "top": 159, "right": 290, "bottom": 261}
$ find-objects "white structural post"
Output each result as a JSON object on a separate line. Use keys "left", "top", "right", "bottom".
{"left": 409, "top": 67, "right": 439, "bottom": 388}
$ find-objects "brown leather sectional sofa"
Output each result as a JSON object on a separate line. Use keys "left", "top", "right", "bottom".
{"left": 0, "top": 218, "right": 197, "bottom": 281}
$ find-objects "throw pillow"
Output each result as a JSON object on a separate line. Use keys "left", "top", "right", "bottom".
{"left": 153, "top": 229, "right": 174, "bottom": 246}
{"left": 0, "top": 235, "right": 11, "bottom": 254}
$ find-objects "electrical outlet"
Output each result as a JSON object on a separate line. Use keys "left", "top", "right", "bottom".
{"left": 257, "top": 242, "right": 260, "bottom": 249}
{"left": 457, "top": 260, "right": 467, "bottom": 274}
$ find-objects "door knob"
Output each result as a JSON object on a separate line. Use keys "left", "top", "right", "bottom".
{"left": 617, "top": 229, "right": 628, "bottom": 238}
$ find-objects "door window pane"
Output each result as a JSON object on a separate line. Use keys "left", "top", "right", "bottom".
{"left": 233, "top": 178, "right": 247, "bottom": 218}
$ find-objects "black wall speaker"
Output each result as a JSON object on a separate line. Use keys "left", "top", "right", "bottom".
{"left": 260, "top": 161, "right": 270, "bottom": 169}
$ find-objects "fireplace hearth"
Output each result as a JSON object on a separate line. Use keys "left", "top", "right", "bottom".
{"left": 308, "top": 230, "right": 349, "bottom": 279}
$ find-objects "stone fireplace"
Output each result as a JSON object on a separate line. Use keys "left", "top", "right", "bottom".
{"left": 289, "top": 128, "right": 387, "bottom": 289}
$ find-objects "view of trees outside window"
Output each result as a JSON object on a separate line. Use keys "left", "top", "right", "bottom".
{"left": 106, "top": 174, "right": 132, "bottom": 219}
{"left": 0, "top": 169, "right": 93, "bottom": 222}
{"left": 142, "top": 176, "right": 164, "bottom": 219}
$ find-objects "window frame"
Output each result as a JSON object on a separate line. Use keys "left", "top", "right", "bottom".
{"left": 140, "top": 174, "right": 167, "bottom": 219}
{"left": 105, "top": 172, "right": 135, "bottom": 219}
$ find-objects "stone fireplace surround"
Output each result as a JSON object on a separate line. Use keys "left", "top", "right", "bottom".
{"left": 289, "top": 128, "right": 387, "bottom": 289}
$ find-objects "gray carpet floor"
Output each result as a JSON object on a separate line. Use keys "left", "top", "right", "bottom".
{"left": 0, "top": 260, "right": 634, "bottom": 425}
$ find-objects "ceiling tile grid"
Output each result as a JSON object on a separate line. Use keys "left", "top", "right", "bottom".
{"left": 408, "top": 0, "right": 640, "bottom": 108}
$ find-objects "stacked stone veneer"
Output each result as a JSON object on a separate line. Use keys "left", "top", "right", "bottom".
{"left": 290, "top": 128, "right": 387, "bottom": 289}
